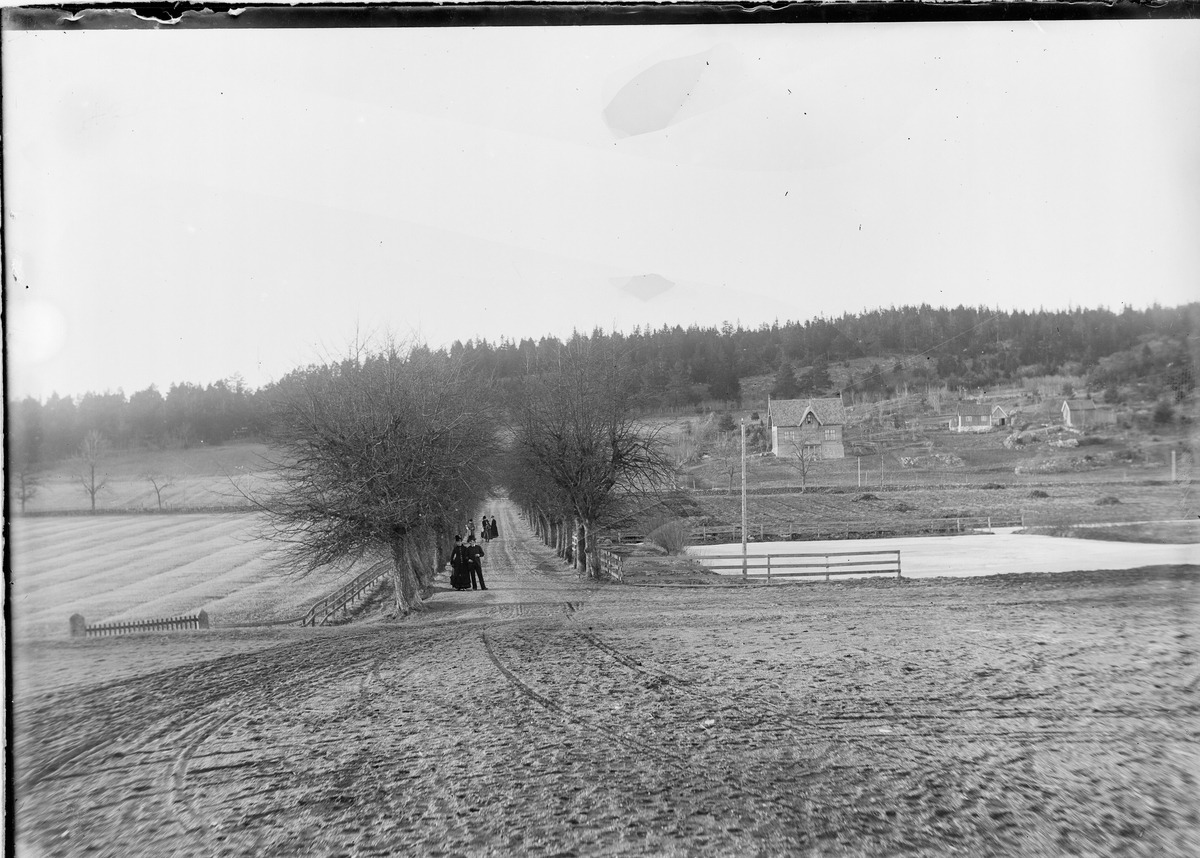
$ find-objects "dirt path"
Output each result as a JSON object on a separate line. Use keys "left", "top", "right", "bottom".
{"left": 13, "top": 501, "right": 1200, "bottom": 857}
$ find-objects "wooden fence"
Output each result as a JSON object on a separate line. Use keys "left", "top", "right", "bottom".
{"left": 70, "top": 610, "right": 210, "bottom": 637}
{"left": 695, "top": 549, "right": 902, "bottom": 583}
{"left": 301, "top": 560, "right": 392, "bottom": 627}
{"left": 598, "top": 546, "right": 624, "bottom": 582}
{"left": 611, "top": 515, "right": 1019, "bottom": 545}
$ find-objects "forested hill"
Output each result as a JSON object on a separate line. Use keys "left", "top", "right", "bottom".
{"left": 9, "top": 303, "right": 1196, "bottom": 464}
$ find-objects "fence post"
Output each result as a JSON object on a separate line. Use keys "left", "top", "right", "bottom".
{"left": 70, "top": 614, "right": 86, "bottom": 638}
{"left": 766, "top": 554, "right": 772, "bottom": 585}
{"left": 825, "top": 555, "right": 830, "bottom": 582}
{"left": 198, "top": 610, "right": 209, "bottom": 629}
{"left": 896, "top": 551, "right": 902, "bottom": 579}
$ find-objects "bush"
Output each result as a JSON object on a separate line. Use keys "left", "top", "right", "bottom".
{"left": 647, "top": 518, "right": 690, "bottom": 555}
{"left": 1029, "top": 490, "right": 1050, "bottom": 499}
{"left": 1077, "top": 436, "right": 1107, "bottom": 447}
{"left": 981, "top": 482, "right": 1005, "bottom": 489}
{"left": 717, "top": 412, "right": 737, "bottom": 432}
{"left": 1097, "top": 496, "right": 1122, "bottom": 505}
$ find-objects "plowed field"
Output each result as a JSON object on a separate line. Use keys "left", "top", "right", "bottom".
{"left": 11, "top": 502, "right": 1200, "bottom": 857}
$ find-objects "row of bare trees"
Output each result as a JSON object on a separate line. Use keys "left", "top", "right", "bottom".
{"left": 501, "top": 337, "right": 673, "bottom": 576}
{"left": 257, "top": 342, "right": 500, "bottom": 617}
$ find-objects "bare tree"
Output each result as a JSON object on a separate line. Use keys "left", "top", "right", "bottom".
{"left": 14, "top": 465, "right": 40, "bottom": 513}
{"left": 505, "top": 336, "right": 673, "bottom": 576}
{"left": 713, "top": 430, "right": 740, "bottom": 494}
{"left": 258, "top": 341, "right": 500, "bottom": 617}
{"left": 786, "top": 436, "right": 821, "bottom": 493}
{"left": 76, "top": 430, "right": 110, "bottom": 512}
{"left": 143, "top": 473, "right": 175, "bottom": 510}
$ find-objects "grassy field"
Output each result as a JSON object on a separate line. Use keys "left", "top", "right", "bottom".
{"left": 623, "top": 480, "right": 1197, "bottom": 544}
{"left": 8, "top": 513, "right": 380, "bottom": 639}
{"left": 14, "top": 442, "right": 274, "bottom": 513}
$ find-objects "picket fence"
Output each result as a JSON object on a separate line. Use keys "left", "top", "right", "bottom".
{"left": 301, "top": 560, "right": 392, "bottom": 627}
{"left": 697, "top": 549, "right": 902, "bottom": 583}
{"left": 70, "top": 610, "right": 210, "bottom": 637}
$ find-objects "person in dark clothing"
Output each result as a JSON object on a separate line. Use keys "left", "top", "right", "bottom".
{"left": 449, "top": 535, "right": 470, "bottom": 591}
{"left": 465, "top": 535, "right": 487, "bottom": 590}
{"left": 481, "top": 515, "right": 492, "bottom": 543}
{"left": 488, "top": 516, "right": 499, "bottom": 540}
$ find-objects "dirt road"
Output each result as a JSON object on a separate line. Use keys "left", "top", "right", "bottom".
{"left": 13, "top": 501, "right": 1200, "bottom": 857}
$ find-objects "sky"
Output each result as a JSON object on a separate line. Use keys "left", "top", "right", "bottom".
{"left": 4, "top": 20, "right": 1199, "bottom": 400}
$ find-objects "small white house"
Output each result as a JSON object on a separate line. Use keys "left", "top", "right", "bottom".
{"left": 991, "top": 404, "right": 1016, "bottom": 428}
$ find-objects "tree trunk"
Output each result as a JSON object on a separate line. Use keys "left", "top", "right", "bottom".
{"left": 578, "top": 522, "right": 590, "bottom": 577}
{"left": 410, "top": 531, "right": 437, "bottom": 599}
{"left": 390, "top": 537, "right": 425, "bottom": 616}
{"left": 570, "top": 516, "right": 579, "bottom": 569}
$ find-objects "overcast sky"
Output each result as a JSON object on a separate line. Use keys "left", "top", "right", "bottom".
{"left": 5, "top": 20, "right": 1198, "bottom": 400}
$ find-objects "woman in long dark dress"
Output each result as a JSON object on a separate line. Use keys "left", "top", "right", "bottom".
{"left": 488, "top": 516, "right": 499, "bottom": 540}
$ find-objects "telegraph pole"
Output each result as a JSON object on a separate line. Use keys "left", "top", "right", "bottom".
{"left": 741, "top": 418, "right": 748, "bottom": 578}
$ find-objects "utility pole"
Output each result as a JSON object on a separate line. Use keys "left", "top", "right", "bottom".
{"left": 741, "top": 418, "right": 748, "bottom": 578}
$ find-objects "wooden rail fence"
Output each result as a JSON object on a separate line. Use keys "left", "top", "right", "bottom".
{"left": 612, "top": 516, "right": 1019, "bottom": 545}
{"left": 301, "top": 560, "right": 392, "bottom": 627}
{"left": 598, "top": 546, "right": 624, "bottom": 582}
{"left": 70, "top": 610, "right": 210, "bottom": 637}
{"left": 696, "top": 549, "right": 902, "bottom": 583}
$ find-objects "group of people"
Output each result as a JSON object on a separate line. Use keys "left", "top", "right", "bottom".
{"left": 451, "top": 514, "right": 501, "bottom": 591}
{"left": 467, "top": 515, "right": 500, "bottom": 544}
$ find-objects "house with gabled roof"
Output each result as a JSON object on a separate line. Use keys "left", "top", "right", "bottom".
{"left": 767, "top": 395, "right": 846, "bottom": 459}
{"left": 1061, "top": 398, "right": 1116, "bottom": 428}
{"left": 991, "top": 404, "right": 1017, "bottom": 428}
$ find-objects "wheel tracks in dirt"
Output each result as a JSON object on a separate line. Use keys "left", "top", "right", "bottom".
{"left": 476, "top": 505, "right": 831, "bottom": 848}
{"left": 16, "top": 629, "right": 395, "bottom": 857}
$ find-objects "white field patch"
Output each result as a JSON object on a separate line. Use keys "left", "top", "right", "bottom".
{"left": 689, "top": 531, "right": 1200, "bottom": 580}
{"left": 9, "top": 513, "right": 380, "bottom": 639}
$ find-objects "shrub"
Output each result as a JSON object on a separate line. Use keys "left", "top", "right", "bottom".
{"left": 717, "top": 412, "right": 737, "bottom": 432}
{"left": 1097, "top": 496, "right": 1122, "bottom": 505}
{"left": 1029, "top": 490, "right": 1050, "bottom": 499}
{"left": 855, "top": 493, "right": 879, "bottom": 502}
{"left": 981, "top": 482, "right": 1005, "bottom": 489}
{"left": 647, "top": 518, "right": 690, "bottom": 555}
{"left": 1077, "top": 436, "right": 1107, "bottom": 447}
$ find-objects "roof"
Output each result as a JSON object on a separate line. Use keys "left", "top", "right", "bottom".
{"left": 1063, "top": 399, "right": 1098, "bottom": 411}
{"left": 770, "top": 396, "right": 846, "bottom": 427}
{"left": 953, "top": 404, "right": 992, "bottom": 417}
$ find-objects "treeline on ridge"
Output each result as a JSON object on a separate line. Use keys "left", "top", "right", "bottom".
{"left": 9, "top": 302, "right": 1196, "bottom": 466}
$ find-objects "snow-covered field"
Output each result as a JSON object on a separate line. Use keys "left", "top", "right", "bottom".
{"left": 689, "top": 530, "right": 1200, "bottom": 579}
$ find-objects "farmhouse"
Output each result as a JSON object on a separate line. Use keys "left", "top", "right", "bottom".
{"left": 991, "top": 404, "right": 1016, "bottom": 428}
{"left": 950, "top": 403, "right": 993, "bottom": 433}
{"left": 1061, "top": 398, "right": 1116, "bottom": 428}
{"left": 768, "top": 395, "right": 846, "bottom": 459}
